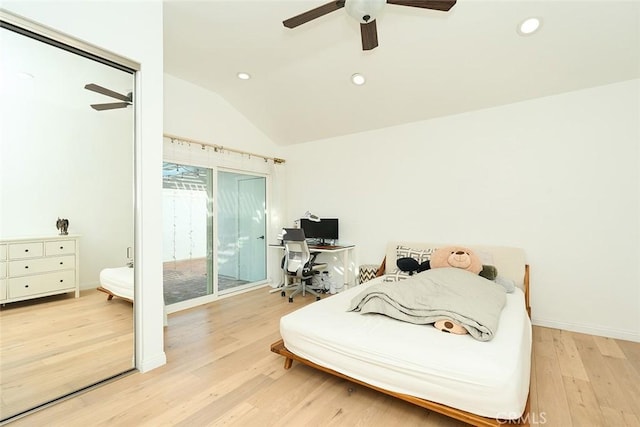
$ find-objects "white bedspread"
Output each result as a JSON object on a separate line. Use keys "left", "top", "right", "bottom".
{"left": 280, "top": 276, "right": 532, "bottom": 419}
{"left": 99, "top": 267, "right": 134, "bottom": 301}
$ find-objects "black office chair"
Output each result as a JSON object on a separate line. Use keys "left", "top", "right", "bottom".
{"left": 281, "top": 228, "right": 327, "bottom": 303}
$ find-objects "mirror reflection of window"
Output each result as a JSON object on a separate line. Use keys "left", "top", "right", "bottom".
{"left": 0, "top": 21, "right": 136, "bottom": 422}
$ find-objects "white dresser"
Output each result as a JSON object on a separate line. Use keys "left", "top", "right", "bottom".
{"left": 0, "top": 235, "right": 80, "bottom": 304}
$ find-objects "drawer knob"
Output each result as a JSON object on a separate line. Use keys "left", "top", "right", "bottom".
{"left": 24, "top": 284, "right": 29, "bottom": 288}
{"left": 60, "top": 262, "right": 64, "bottom": 265}
{"left": 60, "top": 279, "right": 64, "bottom": 283}
{"left": 24, "top": 266, "right": 29, "bottom": 269}
{"left": 25, "top": 249, "right": 29, "bottom": 252}
{"left": 59, "top": 246, "right": 64, "bottom": 250}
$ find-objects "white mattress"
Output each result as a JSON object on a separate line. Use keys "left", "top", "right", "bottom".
{"left": 280, "top": 276, "right": 532, "bottom": 419}
{"left": 99, "top": 267, "right": 134, "bottom": 301}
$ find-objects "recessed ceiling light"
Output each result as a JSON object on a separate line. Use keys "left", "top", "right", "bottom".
{"left": 518, "top": 17, "right": 541, "bottom": 35}
{"left": 237, "top": 72, "right": 251, "bottom": 80}
{"left": 351, "top": 73, "right": 366, "bottom": 86}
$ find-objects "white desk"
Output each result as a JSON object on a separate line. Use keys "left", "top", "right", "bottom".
{"left": 269, "top": 243, "right": 356, "bottom": 289}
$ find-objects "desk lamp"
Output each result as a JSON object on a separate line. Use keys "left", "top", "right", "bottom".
{"left": 303, "top": 211, "right": 321, "bottom": 222}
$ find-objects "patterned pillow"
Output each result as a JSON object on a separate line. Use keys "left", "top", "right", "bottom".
{"left": 383, "top": 269, "right": 410, "bottom": 282}
{"left": 384, "top": 246, "right": 437, "bottom": 282}
{"left": 395, "top": 245, "right": 435, "bottom": 263}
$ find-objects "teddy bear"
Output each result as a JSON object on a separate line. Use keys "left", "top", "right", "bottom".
{"left": 429, "top": 246, "right": 482, "bottom": 274}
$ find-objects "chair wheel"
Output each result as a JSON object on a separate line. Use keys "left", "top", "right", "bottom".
{"left": 288, "top": 297, "right": 293, "bottom": 303}
{"left": 281, "top": 291, "right": 286, "bottom": 297}
{"left": 316, "top": 296, "right": 321, "bottom": 301}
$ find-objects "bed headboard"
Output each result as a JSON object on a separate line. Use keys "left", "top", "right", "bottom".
{"left": 382, "top": 241, "right": 527, "bottom": 292}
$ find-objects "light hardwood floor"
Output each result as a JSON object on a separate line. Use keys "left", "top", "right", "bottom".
{"left": 0, "top": 291, "right": 134, "bottom": 421}
{"left": 6, "top": 288, "right": 640, "bottom": 427}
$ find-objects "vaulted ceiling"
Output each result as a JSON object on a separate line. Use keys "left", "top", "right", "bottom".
{"left": 163, "top": 1, "right": 640, "bottom": 145}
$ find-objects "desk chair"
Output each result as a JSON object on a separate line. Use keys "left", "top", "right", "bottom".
{"left": 281, "top": 228, "right": 327, "bottom": 303}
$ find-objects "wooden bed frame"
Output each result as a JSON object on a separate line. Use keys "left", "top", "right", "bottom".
{"left": 96, "top": 286, "right": 133, "bottom": 303}
{"left": 270, "top": 260, "right": 532, "bottom": 427}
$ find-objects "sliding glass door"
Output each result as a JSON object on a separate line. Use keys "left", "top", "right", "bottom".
{"left": 162, "top": 162, "right": 267, "bottom": 306}
{"left": 218, "top": 171, "right": 267, "bottom": 294}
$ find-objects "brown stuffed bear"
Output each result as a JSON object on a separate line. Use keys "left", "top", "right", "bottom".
{"left": 429, "top": 246, "right": 482, "bottom": 335}
{"left": 429, "top": 246, "right": 483, "bottom": 274}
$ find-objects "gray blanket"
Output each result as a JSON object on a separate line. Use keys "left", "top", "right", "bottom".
{"left": 348, "top": 267, "right": 506, "bottom": 341}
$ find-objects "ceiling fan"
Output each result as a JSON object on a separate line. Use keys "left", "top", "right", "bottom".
{"left": 283, "top": 0, "right": 456, "bottom": 51}
{"left": 84, "top": 83, "right": 132, "bottom": 111}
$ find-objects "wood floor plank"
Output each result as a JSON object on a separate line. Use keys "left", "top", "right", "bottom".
{"left": 593, "top": 335, "right": 627, "bottom": 359}
{"left": 572, "top": 332, "right": 639, "bottom": 423}
{"left": 554, "top": 329, "right": 589, "bottom": 381}
{"left": 561, "top": 376, "right": 605, "bottom": 427}
{"left": 532, "top": 327, "right": 573, "bottom": 427}
{"left": 600, "top": 353, "right": 640, "bottom": 421}
{"left": 618, "top": 339, "right": 640, "bottom": 375}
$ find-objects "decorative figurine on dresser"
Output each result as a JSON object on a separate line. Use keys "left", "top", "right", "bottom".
{"left": 56, "top": 217, "right": 69, "bottom": 235}
{"left": 0, "top": 235, "right": 80, "bottom": 304}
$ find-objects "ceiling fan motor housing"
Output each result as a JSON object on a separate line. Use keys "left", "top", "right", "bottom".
{"left": 345, "top": 0, "right": 386, "bottom": 24}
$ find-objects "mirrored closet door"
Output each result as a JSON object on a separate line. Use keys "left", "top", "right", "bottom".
{"left": 0, "top": 17, "right": 136, "bottom": 422}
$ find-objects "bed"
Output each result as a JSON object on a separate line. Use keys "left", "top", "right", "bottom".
{"left": 271, "top": 241, "right": 532, "bottom": 426}
{"left": 97, "top": 266, "right": 134, "bottom": 302}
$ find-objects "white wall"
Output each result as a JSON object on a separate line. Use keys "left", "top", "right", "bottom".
{"left": 3, "top": 1, "right": 167, "bottom": 371}
{"left": 284, "top": 79, "right": 640, "bottom": 342}
{"left": 164, "top": 74, "right": 286, "bottom": 157}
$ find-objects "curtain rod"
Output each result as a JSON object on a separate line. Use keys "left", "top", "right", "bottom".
{"left": 163, "top": 133, "right": 286, "bottom": 164}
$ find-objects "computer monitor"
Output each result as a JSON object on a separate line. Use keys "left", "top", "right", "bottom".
{"left": 300, "top": 218, "right": 339, "bottom": 245}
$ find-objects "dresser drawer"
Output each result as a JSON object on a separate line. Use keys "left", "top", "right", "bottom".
{"left": 8, "top": 270, "right": 76, "bottom": 299}
{"left": 8, "top": 242, "right": 44, "bottom": 259}
{"left": 0, "top": 278, "right": 6, "bottom": 300}
{"left": 45, "top": 240, "right": 76, "bottom": 256}
{"left": 8, "top": 255, "right": 76, "bottom": 277}
{"left": 0, "top": 261, "right": 5, "bottom": 279}
{"left": 0, "top": 244, "right": 6, "bottom": 260}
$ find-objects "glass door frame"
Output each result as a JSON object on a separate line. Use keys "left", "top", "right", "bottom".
{"left": 163, "top": 162, "right": 271, "bottom": 314}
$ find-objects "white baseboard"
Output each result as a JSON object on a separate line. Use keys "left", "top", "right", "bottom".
{"left": 137, "top": 352, "right": 167, "bottom": 373}
{"left": 532, "top": 317, "right": 640, "bottom": 343}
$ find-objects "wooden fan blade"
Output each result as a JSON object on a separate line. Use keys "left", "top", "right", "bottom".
{"left": 84, "top": 83, "right": 131, "bottom": 102}
{"left": 386, "top": 0, "right": 456, "bottom": 12}
{"left": 360, "top": 20, "right": 378, "bottom": 51}
{"left": 283, "top": 0, "right": 345, "bottom": 28}
{"left": 90, "top": 102, "right": 130, "bottom": 111}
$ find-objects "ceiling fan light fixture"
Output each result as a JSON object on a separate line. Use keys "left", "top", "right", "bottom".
{"left": 345, "top": 0, "right": 386, "bottom": 24}
{"left": 351, "top": 73, "right": 366, "bottom": 85}
{"left": 237, "top": 72, "right": 251, "bottom": 80}
{"left": 518, "top": 17, "right": 542, "bottom": 35}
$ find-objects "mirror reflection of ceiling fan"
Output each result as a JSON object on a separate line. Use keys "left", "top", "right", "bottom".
{"left": 84, "top": 83, "right": 132, "bottom": 111}
{"left": 283, "top": 0, "right": 456, "bottom": 51}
